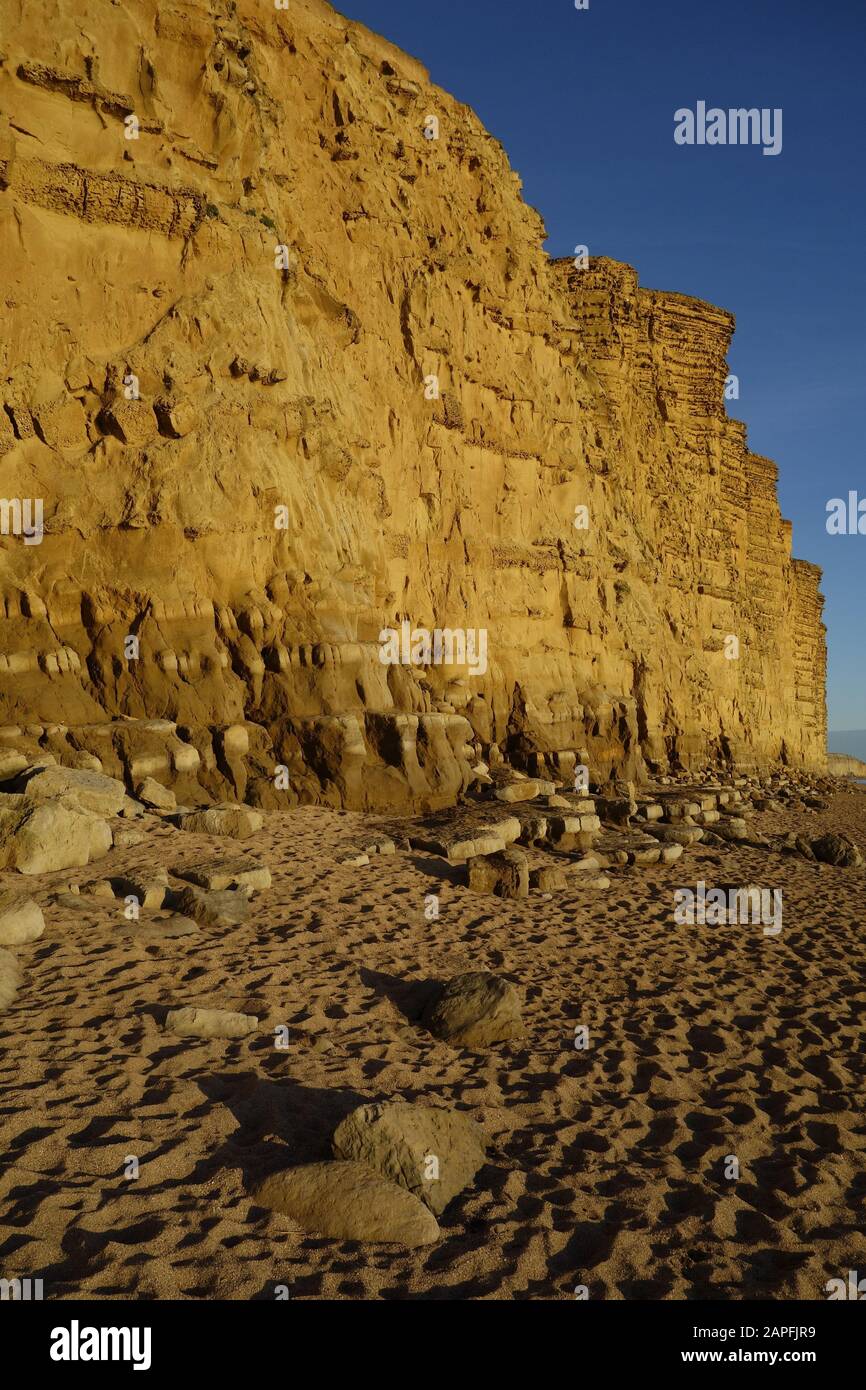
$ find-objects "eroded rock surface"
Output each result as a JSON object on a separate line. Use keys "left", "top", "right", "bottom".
{"left": 0, "top": 0, "right": 826, "bottom": 813}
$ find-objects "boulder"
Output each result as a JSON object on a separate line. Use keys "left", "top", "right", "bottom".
{"left": 810, "top": 833, "right": 864, "bottom": 868}
{"left": 9, "top": 765, "right": 126, "bottom": 816}
{"left": 494, "top": 779, "right": 544, "bottom": 804}
{"left": 80, "top": 877, "right": 119, "bottom": 898}
{"left": 0, "top": 891, "right": 45, "bottom": 944}
{"left": 171, "top": 883, "right": 252, "bottom": 928}
{"left": 548, "top": 814, "right": 583, "bottom": 838}
{"left": 164, "top": 1006, "right": 258, "bottom": 1038}
{"left": 631, "top": 843, "right": 662, "bottom": 865}
{"left": 549, "top": 830, "right": 599, "bottom": 855}
{"left": 467, "top": 847, "right": 529, "bottom": 899}
{"left": 711, "top": 821, "right": 767, "bottom": 846}
{"left": 332, "top": 1101, "right": 486, "bottom": 1215}
{"left": 134, "top": 777, "right": 177, "bottom": 811}
{"left": 595, "top": 796, "right": 636, "bottom": 827}
{"left": 173, "top": 857, "right": 271, "bottom": 893}
{"left": 530, "top": 853, "right": 601, "bottom": 890}
{"left": 111, "top": 869, "right": 170, "bottom": 910}
{"left": 254, "top": 1161, "right": 439, "bottom": 1246}
{"left": 362, "top": 836, "right": 396, "bottom": 856}
{"left": 66, "top": 751, "right": 103, "bottom": 773}
{"left": 663, "top": 800, "right": 702, "bottom": 822}
{"left": 177, "top": 804, "right": 263, "bottom": 839}
{"left": 529, "top": 864, "right": 569, "bottom": 891}
{"left": 0, "top": 946, "right": 21, "bottom": 1010}
{"left": 0, "top": 800, "right": 112, "bottom": 874}
{"left": 517, "top": 814, "right": 548, "bottom": 846}
{"left": 0, "top": 750, "right": 29, "bottom": 779}
{"left": 422, "top": 971, "right": 524, "bottom": 1048}
{"left": 409, "top": 813, "right": 521, "bottom": 862}
{"left": 646, "top": 823, "right": 705, "bottom": 846}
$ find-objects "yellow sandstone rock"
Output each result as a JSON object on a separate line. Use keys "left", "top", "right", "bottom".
{"left": 0, "top": 0, "right": 826, "bottom": 810}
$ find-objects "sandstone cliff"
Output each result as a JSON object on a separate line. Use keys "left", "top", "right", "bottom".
{"left": 827, "top": 754, "right": 866, "bottom": 779}
{"left": 0, "top": 0, "right": 827, "bottom": 809}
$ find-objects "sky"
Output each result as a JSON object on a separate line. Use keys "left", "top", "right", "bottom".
{"left": 337, "top": 0, "right": 865, "bottom": 737}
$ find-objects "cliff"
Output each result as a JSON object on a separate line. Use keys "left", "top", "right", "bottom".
{"left": 0, "top": 0, "right": 827, "bottom": 809}
{"left": 827, "top": 754, "right": 866, "bottom": 779}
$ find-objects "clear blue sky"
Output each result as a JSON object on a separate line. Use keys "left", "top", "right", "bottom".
{"left": 338, "top": 0, "right": 865, "bottom": 734}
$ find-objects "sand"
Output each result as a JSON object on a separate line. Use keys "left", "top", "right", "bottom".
{"left": 1, "top": 788, "right": 864, "bottom": 1301}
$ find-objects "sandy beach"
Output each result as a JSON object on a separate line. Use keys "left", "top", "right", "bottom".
{"left": 2, "top": 784, "right": 864, "bottom": 1301}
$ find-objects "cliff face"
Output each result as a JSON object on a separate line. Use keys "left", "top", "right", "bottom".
{"left": 827, "top": 754, "right": 866, "bottom": 779}
{"left": 0, "top": 0, "right": 827, "bottom": 808}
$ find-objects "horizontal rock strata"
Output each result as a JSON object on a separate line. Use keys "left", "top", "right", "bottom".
{"left": 0, "top": 0, "right": 826, "bottom": 810}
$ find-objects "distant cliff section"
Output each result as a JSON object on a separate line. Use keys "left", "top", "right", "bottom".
{"left": 0, "top": 0, "right": 827, "bottom": 809}
{"left": 827, "top": 754, "right": 866, "bottom": 779}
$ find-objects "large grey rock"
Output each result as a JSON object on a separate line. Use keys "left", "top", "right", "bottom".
{"left": 10, "top": 765, "right": 126, "bottom": 817}
{"left": 254, "top": 1161, "right": 440, "bottom": 1246}
{"left": 332, "top": 1101, "right": 486, "bottom": 1215}
{"left": 423, "top": 971, "right": 524, "bottom": 1049}
{"left": 0, "top": 800, "right": 112, "bottom": 874}
{"left": 164, "top": 1006, "right": 258, "bottom": 1038}
{"left": 0, "top": 891, "right": 45, "bottom": 944}
{"left": 178, "top": 804, "right": 263, "bottom": 840}
{"left": 0, "top": 946, "right": 21, "bottom": 1010}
